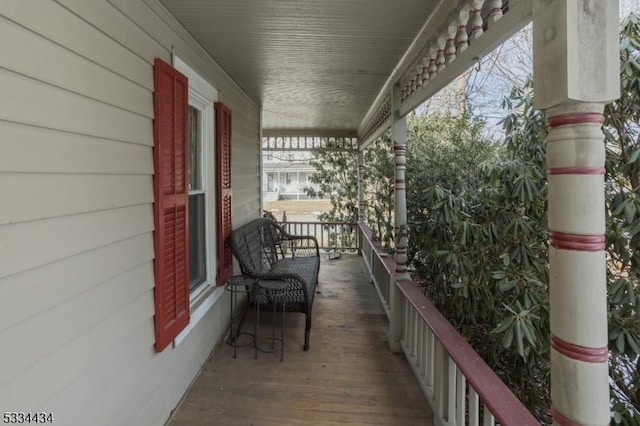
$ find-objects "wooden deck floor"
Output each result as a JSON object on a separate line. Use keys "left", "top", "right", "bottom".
{"left": 168, "top": 254, "right": 433, "bottom": 426}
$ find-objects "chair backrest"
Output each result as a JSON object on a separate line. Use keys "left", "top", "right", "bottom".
{"left": 230, "top": 218, "right": 280, "bottom": 275}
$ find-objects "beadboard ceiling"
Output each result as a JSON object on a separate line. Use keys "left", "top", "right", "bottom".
{"left": 159, "top": 0, "right": 441, "bottom": 132}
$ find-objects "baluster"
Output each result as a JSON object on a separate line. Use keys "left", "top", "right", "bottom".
{"left": 445, "top": 23, "right": 457, "bottom": 64}
{"left": 426, "top": 328, "right": 435, "bottom": 388}
{"left": 415, "top": 318, "right": 421, "bottom": 368}
{"left": 456, "top": 5, "right": 471, "bottom": 52}
{"left": 403, "top": 299, "right": 410, "bottom": 344}
{"left": 456, "top": 371, "right": 466, "bottom": 425}
{"left": 469, "top": 386, "right": 480, "bottom": 426}
{"left": 421, "top": 58, "right": 429, "bottom": 86}
{"left": 447, "top": 359, "right": 456, "bottom": 423}
{"left": 404, "top": 306, "right": 413, "bottom": 352}
{"left": 470, "top": 0, "right": 485, "bottom": 40}
{"left": 436, "top": 36, "right": 446, "bottom": 72}
{"left": 410, "top": 74, "right": 417, "bottom": 94}
{"left": 434, "top": 342, "right": 447, "bottom": 420}
{"left": 414, "top": 312, "right": 420, "bottom": 360}
{"left": 414, "top": 65, "right": 423, "bottom": 89}
{"left": 483, "top": 405, "right": 495, "bottom": 426}
{"left": 409, "top": 306, "right": 416, "bottom": 356}
{"left": 428, "top": 46, "right": 438, "bottom": 79}
{"left": 487, "top": 0, "right": 503, "bottom": 27}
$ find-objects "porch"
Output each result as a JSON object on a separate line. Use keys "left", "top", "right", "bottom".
{"left": 168, "top": 224, "right": 537, "bottom": 425}
{"left": 168, "top": 253, "right": 433, "bottom": 426}
{"left": 0, "top": 1, "right": 623, "bottom": 425}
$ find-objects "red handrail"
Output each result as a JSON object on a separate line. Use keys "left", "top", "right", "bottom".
{"left": 358, "top": 222, "right": 539, "bottom": 425}
{"left": 358, "top": 222, "right": 395, "bottom": 274}
{"left": 396, "top": 279, "right": 540, "bottom": 425}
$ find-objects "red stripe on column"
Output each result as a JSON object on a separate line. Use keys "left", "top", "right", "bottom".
{"left": 551, "top": 335, "right": 608, "bottom": 363}
{"left": 547, "top": 113, "right": 604, "bottom": 128}
{"left": 549, "top": 231, "right": 605, "bottom": 251}
{"left": 550, "top": 405, "right": 583, "bottom": 426}
{"left": 547, "top": 166, "right": 605, "bottom": 175}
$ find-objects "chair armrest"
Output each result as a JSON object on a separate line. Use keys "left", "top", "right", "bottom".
{"left": 282, "top": 235, "right": 320, "bottom": 258}
{"left": 250, "top": 272, "right": 310, "bottom": 301}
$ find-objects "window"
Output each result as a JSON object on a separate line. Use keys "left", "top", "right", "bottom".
{"left": 188, "top": 106, "right": 206, "bottom": 292}
{"left": 266, "top": 172, "right": 276, "bottom": 192}
{"left": 173, "top": 56, "right": 218, "bottom": 298}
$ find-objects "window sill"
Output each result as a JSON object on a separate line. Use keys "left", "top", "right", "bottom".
{"left": 173, "top": 283, "right": 225, "bottom": 347}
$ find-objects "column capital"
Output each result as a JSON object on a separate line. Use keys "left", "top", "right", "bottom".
{"left": 532, "top": 0, "right": 619, "bottom": 109}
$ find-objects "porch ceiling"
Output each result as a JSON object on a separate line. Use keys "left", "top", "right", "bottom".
{"left": 158, "top": 0, "right": 442, "bottom": 132}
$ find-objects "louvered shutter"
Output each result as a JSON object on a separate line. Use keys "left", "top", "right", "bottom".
{"left": 215, "top": 102, "right": 233, "bottom": 285}
{"left": 153, "top": 58, "right": 190, "bottom": 352}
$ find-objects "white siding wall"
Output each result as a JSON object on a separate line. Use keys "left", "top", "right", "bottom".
{"left": 0, "top": 0, "right": 260, "bottom": 424}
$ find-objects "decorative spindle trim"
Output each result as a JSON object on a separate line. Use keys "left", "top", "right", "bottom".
{"left": 549, "top": 231, "right": 605, "bottom": 251}
{"left": 551, "top": 335, "right": 608, "bottom": 363}
{"left": 547, "top": 166, "right": 605, "bottom": 175}
{"left": 547, "top": 113, "right": 605, "bottom": 128}
{"left": 550, "top": 406, "right": 583, "bottom": 426}
{"left": 471, "top": 8, "right": 484, "bottom": 37}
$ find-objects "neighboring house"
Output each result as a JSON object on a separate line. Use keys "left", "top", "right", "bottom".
{"left": 263, "top": 150, "right": 318, "bottom": 201}
{"left": 262, "top": 136, "right": 357, "bottom": 201}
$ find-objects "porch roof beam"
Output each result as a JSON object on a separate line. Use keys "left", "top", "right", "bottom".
{"left": 356, "top": 0, "right": 452, "bottom": 137}
{"left": 357, "top": 0, "right": 533, "bottom": 144}
{"left": 262, "top": 147, "right": 358, "bottom": 153}
{"left": 359, "top": 116, "right": 391, "bottom": 150}
{"left": 398, "top": 0, "right": 532, "bottom": 117}
{"left": 262, "top": 129, "right": 358, "bottom": 138}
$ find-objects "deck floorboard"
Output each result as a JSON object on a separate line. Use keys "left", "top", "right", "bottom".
{"left": 168, "top": 254, "right": 433, "bottom": 426}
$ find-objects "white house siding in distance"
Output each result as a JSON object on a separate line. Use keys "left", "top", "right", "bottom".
{"left": 0, "top": 1, "right": 260, "bottom": 425}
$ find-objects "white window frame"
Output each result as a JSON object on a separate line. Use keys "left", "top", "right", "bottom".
{"left": 172, "top": 56, "right": 224, "bottom": 346}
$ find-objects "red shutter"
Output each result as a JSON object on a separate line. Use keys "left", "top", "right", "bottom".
{"left": 153, "top": 58, "right": 190, "bottom": 352}
{"left": 215, "top": 102, "right": 233, "bottom": 285}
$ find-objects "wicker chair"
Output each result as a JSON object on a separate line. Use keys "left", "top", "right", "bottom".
{"left": 230, "top": 218, "right": 320, "bottom": 351}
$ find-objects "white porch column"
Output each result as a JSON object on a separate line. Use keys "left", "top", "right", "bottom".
{"left": 388, "top": 84, "right": 409, "bottom": 352}
{"left": 357, "top": 149, "right": 365, "bottom": 223}
{"left": 357, "top": 149, "right": 365, "bottom": 256}
{"left": 393, "top": 91, "right": 409, "bottom": 276}
{"left": 533, "top": 2, "right": 619, "bottom": 425}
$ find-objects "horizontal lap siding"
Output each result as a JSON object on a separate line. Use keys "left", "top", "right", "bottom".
{"left": 0, "top": 1, "right": 259, "bottom": 425}
{"left": 0, "top": 121, "right": 153, "bottom": 174}
{"left": 0, "top": 174, "right": 154, "bottom": 225}
{"left": 230, "top": 116, "right": 261, "bottom": 226}
{"left": 111, "top": 0, "right": 262, "bottom": 228}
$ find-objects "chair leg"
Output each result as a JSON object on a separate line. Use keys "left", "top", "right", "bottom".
{"left": 303, "top": 311, "right": 311, "bottom": 351}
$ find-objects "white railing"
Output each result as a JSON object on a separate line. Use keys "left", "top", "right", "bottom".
{"left": 358, "top": 222, "right": 540, "bottom": 426}
{"left": 359, "top": 223, "right": 393, "bottom": 316}
{"left": 279, "top": 221, "right": 359, "bottom": 252}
